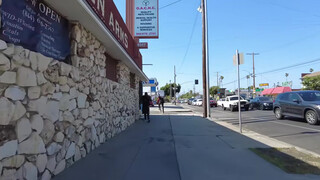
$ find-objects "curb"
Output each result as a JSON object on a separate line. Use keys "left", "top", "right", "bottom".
{"left": 169, "top": 104, "right": 320, "bottom": 158}
{"left": 208, "top": 117, "right": 320, "bottom": 158}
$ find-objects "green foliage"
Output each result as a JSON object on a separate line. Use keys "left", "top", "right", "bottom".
{"left": 302, "top": 76, "right": 320, "bottom": 90}
{"left": 209, "top": 86, "right": 220, "bottom": 97}
{"left": 160, "top": 83, "right": 181, "bottom": 97}
{"left": 180, "top": 90, "right": 194, "bottom": 99}
{"left": 164, "top": 95, "right": 171, "bottom": 102}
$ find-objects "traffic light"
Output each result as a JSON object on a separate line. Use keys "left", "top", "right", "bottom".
{"left": 195, "top": 79, "right": 199, "bottom": 84}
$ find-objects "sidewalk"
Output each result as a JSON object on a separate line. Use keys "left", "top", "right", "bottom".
{"left": 54, "top": 105, "right": 319, "bottom": 180}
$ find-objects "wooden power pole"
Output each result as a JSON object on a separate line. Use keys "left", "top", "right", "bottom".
{"left": 246, "top": 52, "right": 259, "bottom": 95}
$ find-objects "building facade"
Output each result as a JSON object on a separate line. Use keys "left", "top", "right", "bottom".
{"left": 0, "top": 0, "right": 148, "bottom": 179}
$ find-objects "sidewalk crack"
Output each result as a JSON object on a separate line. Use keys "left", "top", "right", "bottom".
{"left": 169, "top": 115, "right": 183, "bottom": 180}
{"left": 216, "top": 135, "right": 235, "bottom": 149}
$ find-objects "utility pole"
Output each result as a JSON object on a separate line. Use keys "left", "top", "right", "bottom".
{"left": 246, "top": 52, "right": 259, "bottom": 96}
{"left": 193, "top": 84, "right": 196, "bottom": 97}
{"left": 201, "top": 0, "right": 210, "bottom": 118}
{"left": 174, "top": 66, "right": 177, "bottom": 105}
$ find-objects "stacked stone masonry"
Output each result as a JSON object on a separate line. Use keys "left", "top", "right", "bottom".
{"left": 0, "top": 24, "right": 141, "bottom": 179}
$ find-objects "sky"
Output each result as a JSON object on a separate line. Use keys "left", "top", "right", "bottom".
{"left": 114, "top": 0, "right": 320, "bottom": 94}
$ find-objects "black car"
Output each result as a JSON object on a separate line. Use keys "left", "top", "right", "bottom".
{"left": 273, "top": 91, "right": 320, "bottom": 125}
{"left": 249, "top": 97, "right": 273, "bottom": 110}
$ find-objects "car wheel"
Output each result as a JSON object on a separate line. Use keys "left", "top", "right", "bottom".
{"left": 275, "top": 108, "right": 284, "bottom": 120}
{"left": 245, "top": 107, "right": 249, "bottom": 111}
{"left": 249, "top": 104, "right": 253, "bottom": 110}
{"left": 230, "top": 105, "right": 235, "bottom": 112}
{"left": 259, "top": 104, "right": 264, "bottom": 110}
{"left": 222, "top": 105, "right": 226, "bottom": 111}
{"left": 305, "top": 110, "right": 319, "bottom": 125}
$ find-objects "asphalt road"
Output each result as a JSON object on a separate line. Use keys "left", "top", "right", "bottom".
{"left": 180, "top": 103, "right": 320, "bottom": 155}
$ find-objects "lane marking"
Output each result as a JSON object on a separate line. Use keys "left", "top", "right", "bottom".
{"left": 216, "top": 118, "right": 237, "bottom": 120}
{"left": 184, "top": 105, "right": 319, "bottom": 132}
{"left": 270, "top": 121, "right": 320, "bottom": 133}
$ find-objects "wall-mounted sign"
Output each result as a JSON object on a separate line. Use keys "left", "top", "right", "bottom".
{"left": 137, "top": 42, "right": 148, "bottom": 49}
{"left": 143, "top": 78, "right": 158, "bottom": 87}
{"left": 0, "top": 0, "right": 70, "bottom": 61}
{"left": 259, "top": 83, "right": 269, "bottom": 87}
{"left": 134, "top": 0, "right": 159, "bottom": 39}
{"left": 86, "top": 0, "right": 142, "bottom": 68}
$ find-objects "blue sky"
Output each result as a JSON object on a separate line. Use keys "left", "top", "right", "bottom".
{"left": 114, "top": 0, "right": 320, "bottom": 94}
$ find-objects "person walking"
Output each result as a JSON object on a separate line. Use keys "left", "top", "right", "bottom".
{"left": 141, "top": 92, "right": 151, "bottom": 122}
{"left": 157, "top": 95, "right": 165, "bottom": 113}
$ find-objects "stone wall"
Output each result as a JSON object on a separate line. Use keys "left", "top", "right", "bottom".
{"left": 0, "top": 23, "right": 141, "bottom": 179}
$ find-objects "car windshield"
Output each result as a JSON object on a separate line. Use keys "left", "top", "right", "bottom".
{"left": 298, "top": 92, "right": 320, "bottom": 101}
{"left": 259, "top": 97, "right": 272, "bottom": 101}
{"left": 230, "top": 97, "right": 243, "bottom": 101}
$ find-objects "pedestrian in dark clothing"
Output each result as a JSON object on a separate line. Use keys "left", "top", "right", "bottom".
{"left": 141, "top": 92, "right": 151, "bottom": 122}
{"left": 157, "top": 96, "right": 164, "bottom": 113}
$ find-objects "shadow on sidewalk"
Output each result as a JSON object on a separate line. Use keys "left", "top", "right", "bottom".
{"left": 53, "top": 114, "right": 320, "bottom": 180}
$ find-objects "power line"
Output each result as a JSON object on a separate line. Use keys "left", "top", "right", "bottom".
{"left": 223, "top": 57, "right": 320, "bottom": 87}
{"left": 178, "top": 11, "right": 200, "bottom": 72}
{"left": 160, "top": 0, "right": 182, "bottom": 10}
{"left": 256, "top": 58, "right": 320, "bottom": 75}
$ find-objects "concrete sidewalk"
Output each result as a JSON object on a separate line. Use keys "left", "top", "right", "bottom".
{"left": 54, "top": 105, "right": 320, "bottom": 180}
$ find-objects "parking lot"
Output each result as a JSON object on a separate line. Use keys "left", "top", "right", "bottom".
{"left": 180, "top": 103, "right": 320, "bottom": 155}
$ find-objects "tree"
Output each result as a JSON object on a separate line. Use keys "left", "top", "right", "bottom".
{"left": 302, "top": 76, "right": 320, "bottom": 90}
{"left": 285, "top": 73, "right": 289, "bottom": 82}
{"left": 219, "top": 76, "right": 224, "bottom": 87}
{"left": 180, "top": 90, "right": 194, "bottom": 99}
{"left": 160, "top": 83, "right": 181, "bottom": 97}
{"left": 209, "top": 86, "right": 219, "bottom": 97}
{"left": 310, "top": 68, "right": 314, "bottom": 73}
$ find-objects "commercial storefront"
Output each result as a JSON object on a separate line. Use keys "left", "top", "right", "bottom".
{"left": 0, "top": 0, "right": 148, "bottom": 179}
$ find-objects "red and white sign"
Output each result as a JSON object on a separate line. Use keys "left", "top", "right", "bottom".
{"left": 134, "top": 0, "right": 159, "bottom": 39}
{"left": 137, "top": 42, "right": 148, "bottom": 49}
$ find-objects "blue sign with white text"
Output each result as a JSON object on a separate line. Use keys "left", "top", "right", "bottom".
{"left": 151, "top": 87, "right": 156, "bottom": 92}
{"left": 0, "top": 0, "right": 70, "bottom": 61}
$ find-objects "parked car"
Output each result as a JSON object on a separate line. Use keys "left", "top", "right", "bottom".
{"left": 195, "top": 99, "right": 203, "bottom": 106}
{"left": 188, "top": 98, "right": 195, "bottom": 105}
{"left": 249, "top": 96, "right": 273, "bottom": 110}
{"left": 273, "top": 91, "right": 320, "bottom": 125}
{"left": 210, "top": 98, "right": 217, "bottom": 107}
{"left": 191, "top": 99, "right": 198, "bottom": 106}
{"left": 220, "top": 95, "right": 250, "bottom": 111}
{"left": 217, "top": 98, "right": 225, "bottom": 107}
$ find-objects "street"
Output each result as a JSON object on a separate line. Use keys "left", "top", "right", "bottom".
{"left": 180, "top": 103, "right": 320, "bottom": 155}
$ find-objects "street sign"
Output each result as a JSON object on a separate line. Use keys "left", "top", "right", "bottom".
{"left": 233, "top": 53, "right": 244, "bottom": 66}
{"left": 282, "top": 81, "right": 292, "bottom": 87}
{"left": 137, "top": 42, "right": 148, "bottom": 49}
